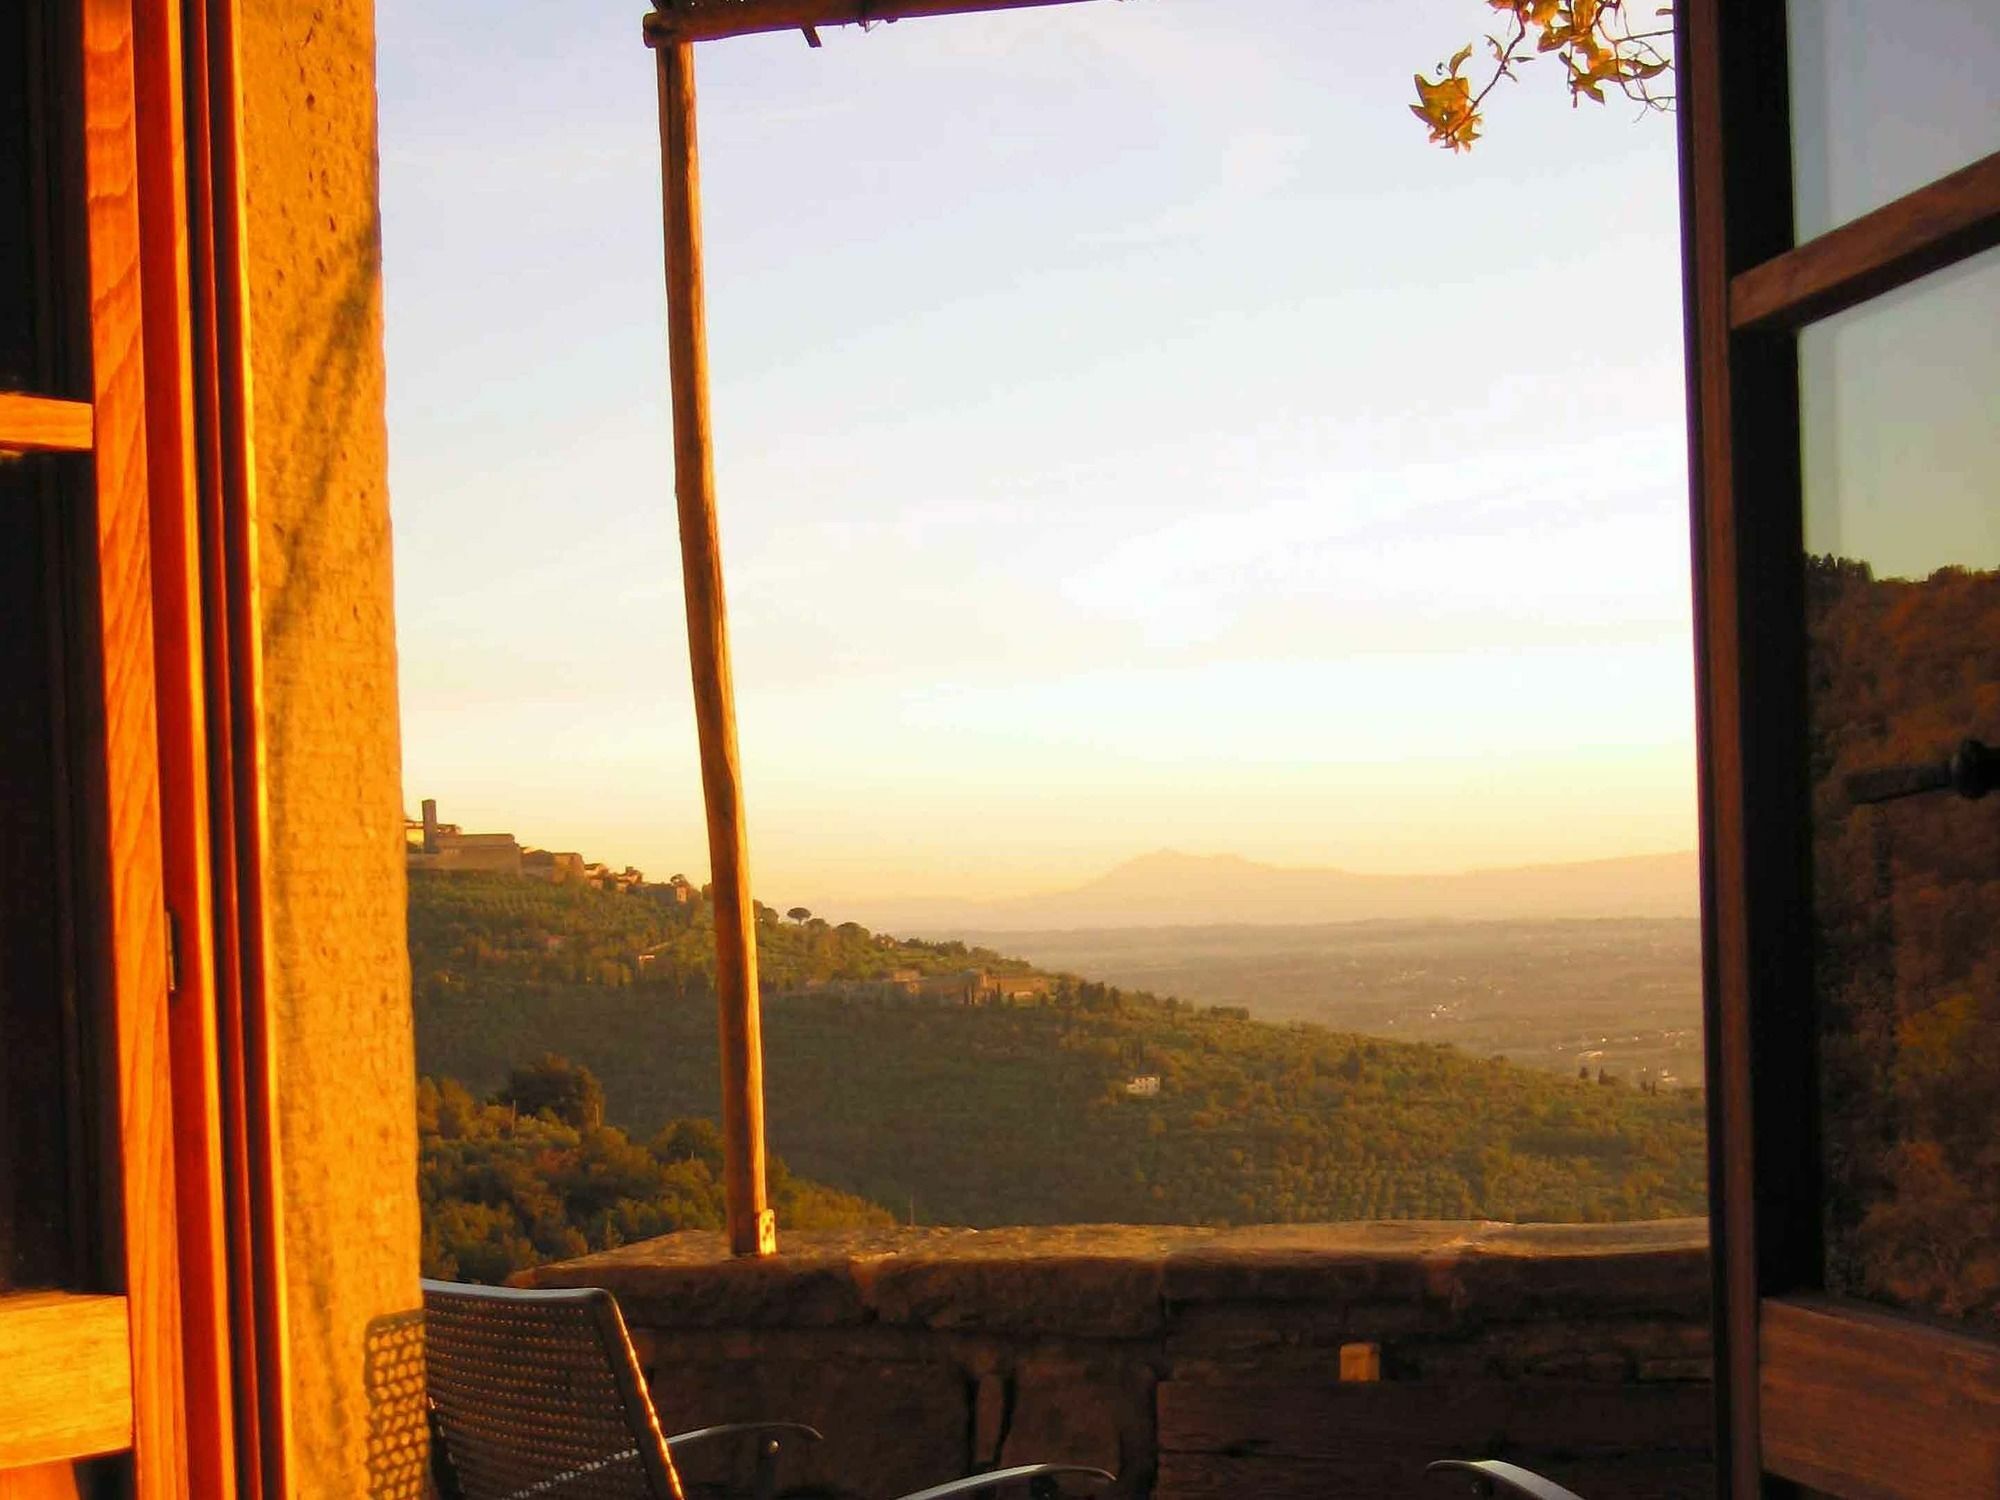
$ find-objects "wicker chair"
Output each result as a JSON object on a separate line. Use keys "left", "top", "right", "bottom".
{"left": 422, "top": 1279, "right": 1115, "bottom": 1500}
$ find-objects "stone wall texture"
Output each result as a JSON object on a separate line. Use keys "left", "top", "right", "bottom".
{"left": 238, "top": 0, "right": 422, "bottom": 1493}
{"left": 522, "top": 1221, "right": 1714, "bottom": 1500}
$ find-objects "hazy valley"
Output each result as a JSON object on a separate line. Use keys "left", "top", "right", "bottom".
{"left": 961, "top": 917, "right": 1704, "bottom": 1085}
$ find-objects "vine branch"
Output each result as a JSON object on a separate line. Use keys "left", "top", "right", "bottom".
{"left": 1411, "top": 1, "right": 1675, "bottom": 153}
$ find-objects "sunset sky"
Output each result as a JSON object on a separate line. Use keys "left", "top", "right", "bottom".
{"left": 378, "top": 0, "right": 1700, "bottom": 911}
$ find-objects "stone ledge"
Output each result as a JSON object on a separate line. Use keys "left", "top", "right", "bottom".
{"left": 518, "top": 1223, "right": 1713, "bottom": 1500}
{"left": 515, "top": 1219, "right": 1709, "bottom": 1335}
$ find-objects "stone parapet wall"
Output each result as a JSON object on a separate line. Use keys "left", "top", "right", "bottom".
{"left": 520, "top": 1221, "right": 1712, "bottom": 1500}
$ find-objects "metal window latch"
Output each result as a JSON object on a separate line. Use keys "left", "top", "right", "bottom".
{"left": 1846, "top": 737, "right": 1998, "bottom": 806}
{"left": 166, "top": 905, "right": 182, "bottom": 996}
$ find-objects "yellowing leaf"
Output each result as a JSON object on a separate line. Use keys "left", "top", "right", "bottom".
{"left": 1410, "top": 70, "right": 1481, "bottom": 149}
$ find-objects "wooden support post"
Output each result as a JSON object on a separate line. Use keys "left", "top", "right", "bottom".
{"left": 642, "top": 0, "right": 1098, "bottom": 48}
{"left": 654, "top": 38, "right": 776, "bottom": 1258}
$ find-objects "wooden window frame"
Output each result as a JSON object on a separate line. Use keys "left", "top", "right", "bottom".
{"left": 0, "top": 0, "right": 183, "bottom": 1490}
{"left": 1679, "top": 3, "right": 2000, "bottom": 1497}
{"left": 2, "top": 0, "right": 286, "bottom": 1494}
{"left": 144, "top": 0, "right": 294, "bottom": 1490}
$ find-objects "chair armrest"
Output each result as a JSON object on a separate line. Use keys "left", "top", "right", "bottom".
{"left": 1425, "top": 1459, "right": 1589, "bottom": 1500}
{"left": 890, "top": 1463, "right": 1115, "bottom": 1500}
{"left": 665, "top": 1421, "right": 825, "bottom": 1451}
{"left": 667, "top": 1421, "right": 825, "bottom": 1500}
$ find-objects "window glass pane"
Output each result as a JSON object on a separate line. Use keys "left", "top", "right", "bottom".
{"left": 1, "top": 0, "right": 86, "bottom": 398}
{"left": 0, "top": 2, "right": 41, "bottom": 389}
{"left": 0, "top": 458, "right": 84, "bottom": 1291}
{"left": 1789, "top": 0, "right": 2000, "bottom": 241}
{"left": 1803, "top": 247, "right": 2000, "bottom": 1335}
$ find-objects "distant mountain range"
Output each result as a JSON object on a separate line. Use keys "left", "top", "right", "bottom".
{"left": 834, "top": 848, "right": 1700, "bottom": 934}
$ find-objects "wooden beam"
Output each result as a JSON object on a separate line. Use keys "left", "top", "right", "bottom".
{"left": 0, "top": 393, "right": 94, "bottom": 454}
{"left": 654, "top": 39, "right": 775, "bottom": 1258}
{"left": 0, "top": 1294, "right": 135, "bottom": 1469}
{"left": 0, "top": 1464, "right": 85, "bottom": 1500}
{"left": 1732, "top": 148, "right": 2000, "bottom": 331}
{"left": 644, "top": 0, "right": 1096, "bottom": 47}
{"left": 1761, "top": 1296, "right": 2000, "bottom": 1499}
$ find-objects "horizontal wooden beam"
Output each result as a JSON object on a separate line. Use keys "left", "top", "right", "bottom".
{"left": 1761, "top": 1294, "right": 2000, "bottom": 1500}
{"left": 1731, "top": 148, "right": 2000, "bottom": 331}
{"left": 644, "top": 0, "right": 1097, "bottom": 46}
{"left": 0, "top": 392, "right": 95, "bottom": 454}
{"left": 0, "top": 1463, "right": 86, "bottom": 1500}
{"left": 0, "top": 1293, "right": 135, "bottom": 1468}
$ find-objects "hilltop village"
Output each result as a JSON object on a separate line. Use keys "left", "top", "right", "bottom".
{"left": 406, "top": 798, "right": 675, "bottom": 897}
{"left": 405, "top": 797, "right": 1047, "bottom": 1008}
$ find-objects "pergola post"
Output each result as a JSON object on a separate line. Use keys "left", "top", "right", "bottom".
{"left": 653, "top": 37, "right": 775, "bottom": 1257}
{"left": 643, "top": 0, "right": 1105, "bottom": 1259}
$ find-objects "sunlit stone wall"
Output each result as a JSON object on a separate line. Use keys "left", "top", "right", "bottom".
{"left": 239, "top": 0, "right": 422, "bottom": 1493}
{"left": 522, "top": 1221, "right": 1712, "bottom": 1500}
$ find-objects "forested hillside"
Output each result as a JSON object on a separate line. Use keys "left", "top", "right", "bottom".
{"left": 418, "top": 1055, "right": 890, "bottom": 1282}
{"left": 412, "top": 874, "right": 1707, "bottom": 1232}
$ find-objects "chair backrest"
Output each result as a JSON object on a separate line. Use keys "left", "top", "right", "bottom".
{"left": 422, "top": 1278, "right": 685, "bottom": 1500}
